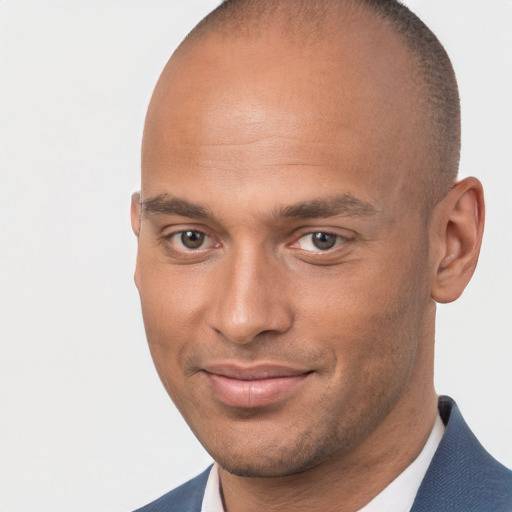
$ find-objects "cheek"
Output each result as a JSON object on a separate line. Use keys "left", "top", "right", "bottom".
{"left": 295, "top": 248, "right": 429, "bottom": 377}
{"left": 137, "top": 240, "right": 209, "bottom": 328}
{"left": 136, "top": 259, "right": 208, "bottom": 385}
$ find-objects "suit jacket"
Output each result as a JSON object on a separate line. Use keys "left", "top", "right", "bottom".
{"left": 134, "top": 396, "right": 512, "bottom": 512}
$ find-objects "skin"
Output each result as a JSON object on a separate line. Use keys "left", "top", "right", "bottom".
{"left": 132, "top": 11, "right": 485, "bottom": 512}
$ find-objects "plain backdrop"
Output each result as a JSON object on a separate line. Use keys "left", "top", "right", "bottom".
{"left": 1, "top": 1, "right": 511, "bottom": 511}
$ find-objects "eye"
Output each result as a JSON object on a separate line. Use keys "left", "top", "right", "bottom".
{"left": 165, "top": 230, "right": 216, "bottom": 251}
{"left": 296, "top": 232, "right": 346, "bottom": 252}
{"left": 180, "top": 230, "right": 206, "bottom": 249}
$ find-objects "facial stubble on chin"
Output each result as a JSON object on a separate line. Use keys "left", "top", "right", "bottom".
{"left": 209, "top": 329, "right": 413, "bottom": 478}
{"left": 204, "top": 382, "right": 402, "bottom": 479}
{"left": 209, "top": 333, "right": 420, "bottom": 478}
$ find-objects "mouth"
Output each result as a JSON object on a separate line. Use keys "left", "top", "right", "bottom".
{"left": 202, "top": 364, "right": 313, "bottom": 408}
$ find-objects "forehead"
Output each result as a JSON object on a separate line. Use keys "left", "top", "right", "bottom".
{"left": 142, "top": 19, "right": 426, "bottom": 211}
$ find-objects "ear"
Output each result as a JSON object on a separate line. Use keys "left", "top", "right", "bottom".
{"left": 430, "top": 177, "right": 485, "bottom": 303}
{"left": 131, "top": 192, "right": 141, "bottom": 237}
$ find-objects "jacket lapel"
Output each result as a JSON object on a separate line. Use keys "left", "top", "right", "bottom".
{"left": 410, "top": 396, "right": 512, "bottom": 511}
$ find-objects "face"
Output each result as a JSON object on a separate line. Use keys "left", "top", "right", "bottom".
{"left": 133, "top": 22, "right": 436, "bottom": 477}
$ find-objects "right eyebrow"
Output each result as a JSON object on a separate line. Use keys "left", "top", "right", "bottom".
{"left": 141, "top": 194, "right": 210, "bottom": 219}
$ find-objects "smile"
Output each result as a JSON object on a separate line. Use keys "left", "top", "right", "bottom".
{"left": 202, "top": 365, "right": 312, "bottom": 408}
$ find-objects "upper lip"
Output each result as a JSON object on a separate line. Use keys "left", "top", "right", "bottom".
{"left": 202, "top": 363, "right": 312, "bottom": 381}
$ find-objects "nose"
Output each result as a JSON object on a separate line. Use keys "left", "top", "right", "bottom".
{"left": 207, "top": 246, "right": 293, "bottom": 344}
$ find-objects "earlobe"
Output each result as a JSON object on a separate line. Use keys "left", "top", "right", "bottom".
{"left": 131, "top": 192, "right": 141, "bottom": 237}
{"left": 430, "top": 177, "right": 485, "bottom": 304}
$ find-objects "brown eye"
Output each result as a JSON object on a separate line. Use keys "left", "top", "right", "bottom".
{"left": 294, "top": 231, "right": 347, "bottom": 252}
{"left": 311, "top": 232, "right": 337, "bottom": 250}
{"left": 180, "top": 231, "right": 205, "bottom": 249}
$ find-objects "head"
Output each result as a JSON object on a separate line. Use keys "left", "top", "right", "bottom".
{"left": 131, "top": 0, "right": 484, "bottom": 478}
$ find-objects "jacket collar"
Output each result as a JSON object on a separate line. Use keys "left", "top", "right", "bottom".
{"left": 410, "top": 395, "right": 512, "bottom": 511}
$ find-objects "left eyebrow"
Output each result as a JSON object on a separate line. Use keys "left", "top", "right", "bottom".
{"left": 274, "top": 194, "right": 380, "bottom": 220}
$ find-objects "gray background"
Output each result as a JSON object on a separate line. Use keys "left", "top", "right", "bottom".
{"left": 1, "top": 1, "right": 511, "bottom": 510}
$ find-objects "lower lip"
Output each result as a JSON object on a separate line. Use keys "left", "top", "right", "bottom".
{"left": 204, "top": 372, "right": 310, "bottom": 408}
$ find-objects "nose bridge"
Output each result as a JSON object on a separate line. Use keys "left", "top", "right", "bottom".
{"left": 209, "top": 241, "right": 291, "bottom": 343}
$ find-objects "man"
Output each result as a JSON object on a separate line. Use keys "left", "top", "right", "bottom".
{"left": 130, "top": 0, "right": 512, "bottom": 510}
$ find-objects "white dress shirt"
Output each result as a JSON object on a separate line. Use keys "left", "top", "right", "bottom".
{"left": 201, "top": 414, "right": 445, "bottom": 512}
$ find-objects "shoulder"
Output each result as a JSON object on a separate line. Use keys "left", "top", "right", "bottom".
{"left": 411, "top": 396, "right": 512, "bottom": 512}
{"left": 133, "top": 466, "right": 212, "bottom": 512}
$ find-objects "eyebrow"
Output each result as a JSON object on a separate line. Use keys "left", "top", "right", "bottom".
{"left": 276, "top": 194, "right": 379, "bottom": 220}
{"left": 141, "top": 194, "right": 210, "bottom": 219}
{"left": 140, "top": 193, "right": 379, "bottom": 221}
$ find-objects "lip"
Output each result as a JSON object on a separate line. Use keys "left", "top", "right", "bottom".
{"left": 202, "top": 364, "right": 312, "bottom": 408}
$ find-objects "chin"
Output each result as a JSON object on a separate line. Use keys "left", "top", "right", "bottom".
{"left": 218, "top": 458, "right": 319, "bottom": 479}
{"left": 211, "top": 431, "right": 345, "bottom": 479}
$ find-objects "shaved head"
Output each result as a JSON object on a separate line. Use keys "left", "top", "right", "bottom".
{"left": 134, "top": 2, "right": 488, "bottom": 501}
{"left": 167, "top": 0, "right": 460, "bottom": 209}
{"left": 139, "top": 0, "right": 443, "bottom": 478}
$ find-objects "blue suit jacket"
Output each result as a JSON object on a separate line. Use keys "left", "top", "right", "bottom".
{"left": 134, "top": 396, "right": 512, "bottom": 511}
